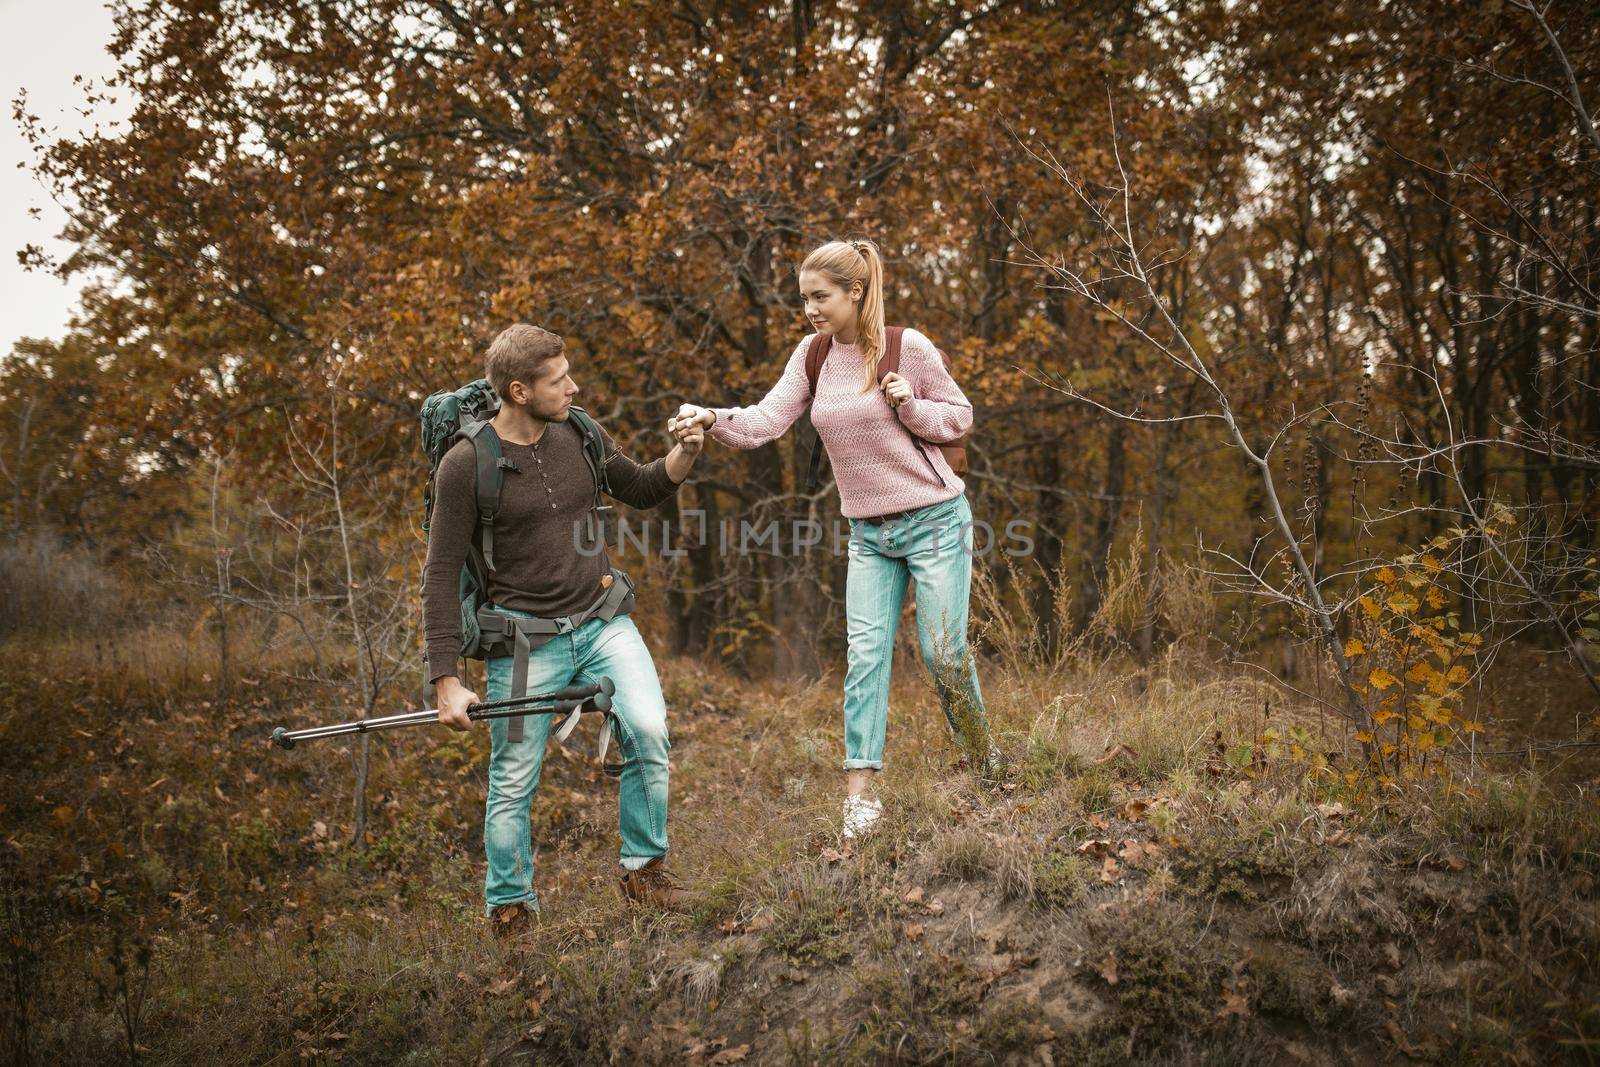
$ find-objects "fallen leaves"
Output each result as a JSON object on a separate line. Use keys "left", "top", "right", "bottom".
{"left": 1094, "top": 743, "right": 1139, "bottom": 767}
{"left": 1116, "top": 798, "right": 1149, "bottom": 821}
{"left": 482, "top": 975, "right": 516, "bottom": 996}
{"left": 1077, "top": 837, "right": 1163, "bottom": 873}
{"left": 1116, "top": 839, "right": 1163, "bottom": 868}
{"left": 524, "top": 975, "right": 551, "bottom": 1020}
{"left": 1384, "top": 1019, "right": 1421, "bottom": 1058}
{"left": 683, "top": 1036, "right": 750, "bottom": 1064}
{"left": 898, "top": 884, "right": 945, "bottom": 916}
{"left": 1216, "top": 985, "right": 1250, "bottom": 1020}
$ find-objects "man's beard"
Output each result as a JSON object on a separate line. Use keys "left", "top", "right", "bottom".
{"left": 531, "top": 398, "right": 572, "bottom": 421}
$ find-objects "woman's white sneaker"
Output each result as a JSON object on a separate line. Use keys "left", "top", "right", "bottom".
{"left": 842, "top": 795, "right": 883, "bottom": 839}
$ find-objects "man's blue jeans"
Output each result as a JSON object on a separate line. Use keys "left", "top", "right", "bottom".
{"left": 842, "top": 492, "right": 990, "bottom": 770}
{"left": 481, "top": 611, "right": 670, "bottom": 914}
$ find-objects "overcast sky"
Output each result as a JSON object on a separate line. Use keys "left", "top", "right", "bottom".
{"left": 2, "top": 0, "right": 126, "bottom": 357}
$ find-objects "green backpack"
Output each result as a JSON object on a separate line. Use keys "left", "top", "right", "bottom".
{"left": 420, "top": 379, "right": 614, "bottom": 662}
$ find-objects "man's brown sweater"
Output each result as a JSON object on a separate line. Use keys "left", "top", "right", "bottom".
{"left": 422, "top": 415, "right": 681, "bottom": 682}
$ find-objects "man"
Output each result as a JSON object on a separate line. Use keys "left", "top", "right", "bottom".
{"left": 423, "top": 323, "right": 702, "bottom": 935}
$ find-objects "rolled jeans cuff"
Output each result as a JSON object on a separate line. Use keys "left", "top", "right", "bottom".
{"left": 620, "top": 853, "right": 663, "bottom": 872}
{"left": 842, "top": 758, "right": 884, "bottom": 771}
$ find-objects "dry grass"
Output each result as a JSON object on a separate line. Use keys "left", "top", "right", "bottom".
{"left": 0, "top": 532, "right": 127, "bottom": 640}
{"left": 1, "top": 611, "right": 1597, "bottom": 1065}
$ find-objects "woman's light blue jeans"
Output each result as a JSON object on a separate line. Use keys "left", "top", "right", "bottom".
{"left": 843, "top": 492, "right": 989, "bottom": 770}
{"left": 481, "top": 611, "right": 670, "bottom": 915}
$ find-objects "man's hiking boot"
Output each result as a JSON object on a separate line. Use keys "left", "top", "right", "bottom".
{"left": 489, "top": 901, "right": 538, "bottom": 943}
{"left": 842, "top": 794, "right": 883, "bottom": 840}
{"left": 618, "top": 857, "right": 692, "bottom": 910}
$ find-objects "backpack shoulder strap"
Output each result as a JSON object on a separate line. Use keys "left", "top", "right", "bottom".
{"left": 804, "top": 333, "right": 832, "bottom": 397}
{"left": 460, "top": 419, "right": 506, "bottom": 571}
{"left": 876, "top": 327, "right": 948, "bottom": 489}
{"left": 877, "top": 326, "right": 907, "bottom": 380}
{"left": 879, "top": 328, "right": 955, "bottom": 374}
{"left": 565, "top": 406, "right": 611, "bottom": 504}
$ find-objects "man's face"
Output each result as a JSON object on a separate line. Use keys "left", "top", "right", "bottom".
{"left": 509, "top": 356, "right": 579, "bottom": 420}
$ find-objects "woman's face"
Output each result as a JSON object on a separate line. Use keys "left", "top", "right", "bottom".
{"left": 799, "top": 269, "right": 860, "bottom": 338}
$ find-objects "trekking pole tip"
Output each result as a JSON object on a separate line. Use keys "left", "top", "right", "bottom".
{"left": 271, "top": 727, "right": 296, "bottom": 750}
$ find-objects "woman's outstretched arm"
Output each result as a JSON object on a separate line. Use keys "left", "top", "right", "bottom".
{"left": 704, "top": 340, "right": 813, "bottom": 449}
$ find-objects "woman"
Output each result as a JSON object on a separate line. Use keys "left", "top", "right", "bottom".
{"left": 670, "top": 238, "right": 993, "bottom": 839}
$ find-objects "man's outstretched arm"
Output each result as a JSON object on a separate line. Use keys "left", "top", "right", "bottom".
{"left": 600, "top": 421, "right": 700, "bottom": 508}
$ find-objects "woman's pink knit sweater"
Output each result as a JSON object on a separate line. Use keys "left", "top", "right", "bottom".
{"left": 709, "top": 329, "right": 972, "bottom": 519}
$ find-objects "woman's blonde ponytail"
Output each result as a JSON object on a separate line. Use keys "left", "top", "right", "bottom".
{"left": 853, "top": 239, "right": 886, "bottom": 391}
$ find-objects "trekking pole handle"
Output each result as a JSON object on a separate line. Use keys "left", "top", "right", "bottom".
{"left": 464, "top": 676, "right": 614, "bottom": 716}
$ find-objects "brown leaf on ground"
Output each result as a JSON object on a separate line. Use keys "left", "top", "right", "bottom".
{"left": 903, "top": 885, "right": 925, "bottom": 904}
{"left": 745, "top": 912, "right": 774, "bottom": 933}
{"left": 1098, "top": 951, "right": 1119, "bottom": 985}
{"left": 1094, "top": 743, "right": 1139, "bottom": 766}
{"left": 1384, "top": 1020, "right": 1420, "bottom": 1057}
{"left": 1117, "top": 798, "right": 1149, "bottom": 821}
{"left": 1216, "top": 987, "right": 1250, "bottom": 1019}
{"left": 1117, "top": 839, "right": 1163, "bottom": 867}
{"left": 1100, "top": 856, "right": 1120, "bottom": 884}
{"left": 710, "top": 1044, "right": 751, "bottom": 1064}
{"left": 1076, "top": 839, "right": 1113, "bottom": 857}
{"left": 820, "top": 846, "right": 848, "bottom": 865}
{"left": 904, "top": 922, "right": 926, "bottom": 941}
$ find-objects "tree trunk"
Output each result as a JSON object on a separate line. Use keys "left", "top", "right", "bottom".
{"left": 1030, "top": 439, "right": 1065, "bottom": 659}
{"left": 1077, "top": 417, "right": 1127, "bottom": 631}
{"left": 1138, "top": 424, "right": 1172, "bottom": 665}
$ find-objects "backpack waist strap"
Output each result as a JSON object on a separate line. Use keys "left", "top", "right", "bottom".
{"left": 476, "top": 568, "right": 637, "bottom": 742}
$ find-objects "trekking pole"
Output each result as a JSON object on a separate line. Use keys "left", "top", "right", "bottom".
{"left": 269, "top": 677, "right": 615, "bottom": 750}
